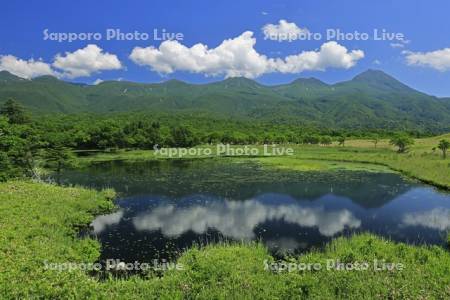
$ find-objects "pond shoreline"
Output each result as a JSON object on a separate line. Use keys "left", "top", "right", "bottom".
{"left": 2, "top": 180, "right": 450, "bottom": 298}
{"left": 57, "top": 158, "right": 450, "bottom": 263}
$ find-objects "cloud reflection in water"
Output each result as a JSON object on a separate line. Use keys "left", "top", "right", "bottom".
{"left": 132, "top": 199, "right": 361, "bottom": 239}
{"left": 91, "top": 210, "right": 124, "bottom": 234}
{"left": 402, "top": 208, "right": 450, "bottom": 231}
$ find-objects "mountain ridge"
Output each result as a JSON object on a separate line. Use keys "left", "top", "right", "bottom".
{"left": 0, "top": 70, "right": 449, "bottom": 132}
{"left": 1, "top": 69, "right": 449, "bottom": 97}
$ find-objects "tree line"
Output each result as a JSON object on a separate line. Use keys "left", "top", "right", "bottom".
{"left": 1, "top": 99, "right": 448, "bottom": 181}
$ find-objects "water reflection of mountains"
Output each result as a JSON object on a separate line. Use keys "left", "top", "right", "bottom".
{"left": 58, "top": 159, "right": 415, "bottom": 208}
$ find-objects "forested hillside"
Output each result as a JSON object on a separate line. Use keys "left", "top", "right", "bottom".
{"left": 1, "top": 69, "right": 449, "bottom": 133}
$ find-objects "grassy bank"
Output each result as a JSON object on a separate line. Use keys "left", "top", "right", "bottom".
{"left": 1, "top": 181, "right": 449, "bottom": 299}
{"left": 258, "top": 144, "right": 450, "bottom": 189}
{"left": 0, "top": 182, "right": 117, "bottom": 298}
{"left": 75, "top": 133, "right": 450, "bottom": 189}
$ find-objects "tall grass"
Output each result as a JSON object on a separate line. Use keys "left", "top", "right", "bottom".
{"left": 1, "top": 181, "right": 449, "bottom": 299}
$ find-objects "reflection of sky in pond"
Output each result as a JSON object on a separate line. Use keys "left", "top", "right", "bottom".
{"left": 57, "top": 159, "right": 450, "bottom": 263}
{"left": 132, "top": 196, "right": 361, "bottom": 239}
{"left": 92, "top": 196, "right": 361, "bottom": 238}
{"left": 402, "top": 208, "right": 450, "bottom": 231}
{"left": 91, "top": 210, "right": 124, "bottom": 234}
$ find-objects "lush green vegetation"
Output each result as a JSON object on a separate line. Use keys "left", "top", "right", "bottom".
{"left": 389, "top": 134, "right": 415, "bottom": 153}
{"left": 1, "top": 69, "right": 450, "bottom": 133}
{"left": 438, "top": 139, "right": 450, "bottom": 159}
{"left": 1, "top": 181, "right": 449, "bottom": 299}
{"left": 262, "top": 136, "right": 450, "bottom": 189}
{"left": 2, "top": 99, "right": 449, "bottom": 186}
{"left": 0, "top": 182, "right": 115, "bottom": 298}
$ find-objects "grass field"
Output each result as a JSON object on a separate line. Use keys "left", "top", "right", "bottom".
{"left": 1, "top": 181, "right": 449, "bottom": 299}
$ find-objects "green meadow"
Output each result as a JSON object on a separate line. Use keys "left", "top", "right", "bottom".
{"left": 1, "top": 181, "right": 449, "bottom": 299}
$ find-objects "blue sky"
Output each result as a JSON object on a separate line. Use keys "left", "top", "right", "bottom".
{"left": 1, "top": 0, "right": 450, "bottom": 96}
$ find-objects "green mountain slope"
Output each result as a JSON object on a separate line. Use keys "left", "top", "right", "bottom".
{"left": 0, "top": 69, "right": 449, "bottom": 132}
{"left": 0, "top": 72, "right": 89, "bottom": 113}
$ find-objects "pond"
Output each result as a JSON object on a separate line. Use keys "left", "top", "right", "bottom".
{"left": 57, "top": 158, "right": 450, "bottom": 264}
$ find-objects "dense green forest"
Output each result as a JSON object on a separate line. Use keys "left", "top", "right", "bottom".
{"left": 1, "top": 69, "right": 450, "bottom": 133}
{"left": 0, "top": 98, "right": 432, "bottom": 180}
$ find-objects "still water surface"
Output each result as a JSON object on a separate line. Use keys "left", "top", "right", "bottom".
{"left": 57, "top": 159, "right": 450, "bottom": 263}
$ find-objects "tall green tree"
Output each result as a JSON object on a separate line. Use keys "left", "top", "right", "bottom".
{"left": 170, "top": 126, "right": 196, "bottom": 147}
{"left": 43, "top": 146, "right": 75, "bottom": 174}
{"left": 389, "top": 134, "right": 414, "bottom": 153}
{"left": 0, "top": 99, "right": 30, "bottom": 124}
{"left": 0, "top": 116, "right": 40, "bottom": 180}
{"left": 320, "top": 136, "right": 332, "bottom": 146}
{"left": 437, "top": 139, "right": 450, "bottom": 159}
{"left": 337, "top": 136, "right": 346, "bottom": 147}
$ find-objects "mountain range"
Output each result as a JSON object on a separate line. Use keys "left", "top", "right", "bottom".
{"left": 0, "top": 69, "right": 449, "bottom": 132}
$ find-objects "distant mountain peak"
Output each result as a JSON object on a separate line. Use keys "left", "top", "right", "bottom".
{"left": 352, "top": 69, "right": 397, "bottom": 82}
{"left": 349, "top": 69, "right": 415, "bottom": 93}
{"left": 291, "top": 77, "right": 328, "bottom": 86}
{"left": 162, "top": 79, "right": 187, "bottom": 86}
{"left": 33, "top": 75, "right": 60, "bottom": 82}
{"left": 0, "top": 70, "right": 26, "bottom": 82}
{"left": 221, "top": 77, "right": 260, "bottom": 88}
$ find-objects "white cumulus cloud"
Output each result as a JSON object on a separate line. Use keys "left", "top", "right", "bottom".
{"left": 0, "top": 55, "right": 56, "bottom": 79}
{"left": 262, "top": 19, "right": 309, "bottom": 42}
{"left": 274, "top": 41, "right": 364, "bottom": 73}
{"left": 404, "top": 47, "right": 450, "bottom": 71}
{"left": 129, "top": 31, "right": 364, "bottom": 78}
{"left": 130, "top": 31, "right": 269, "bottom": 78}
{"left": 1, "top": 45, "right": 122, "bottom": 79}
{"left": 53, "top": 44, "right": 122, "bottom": 78}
